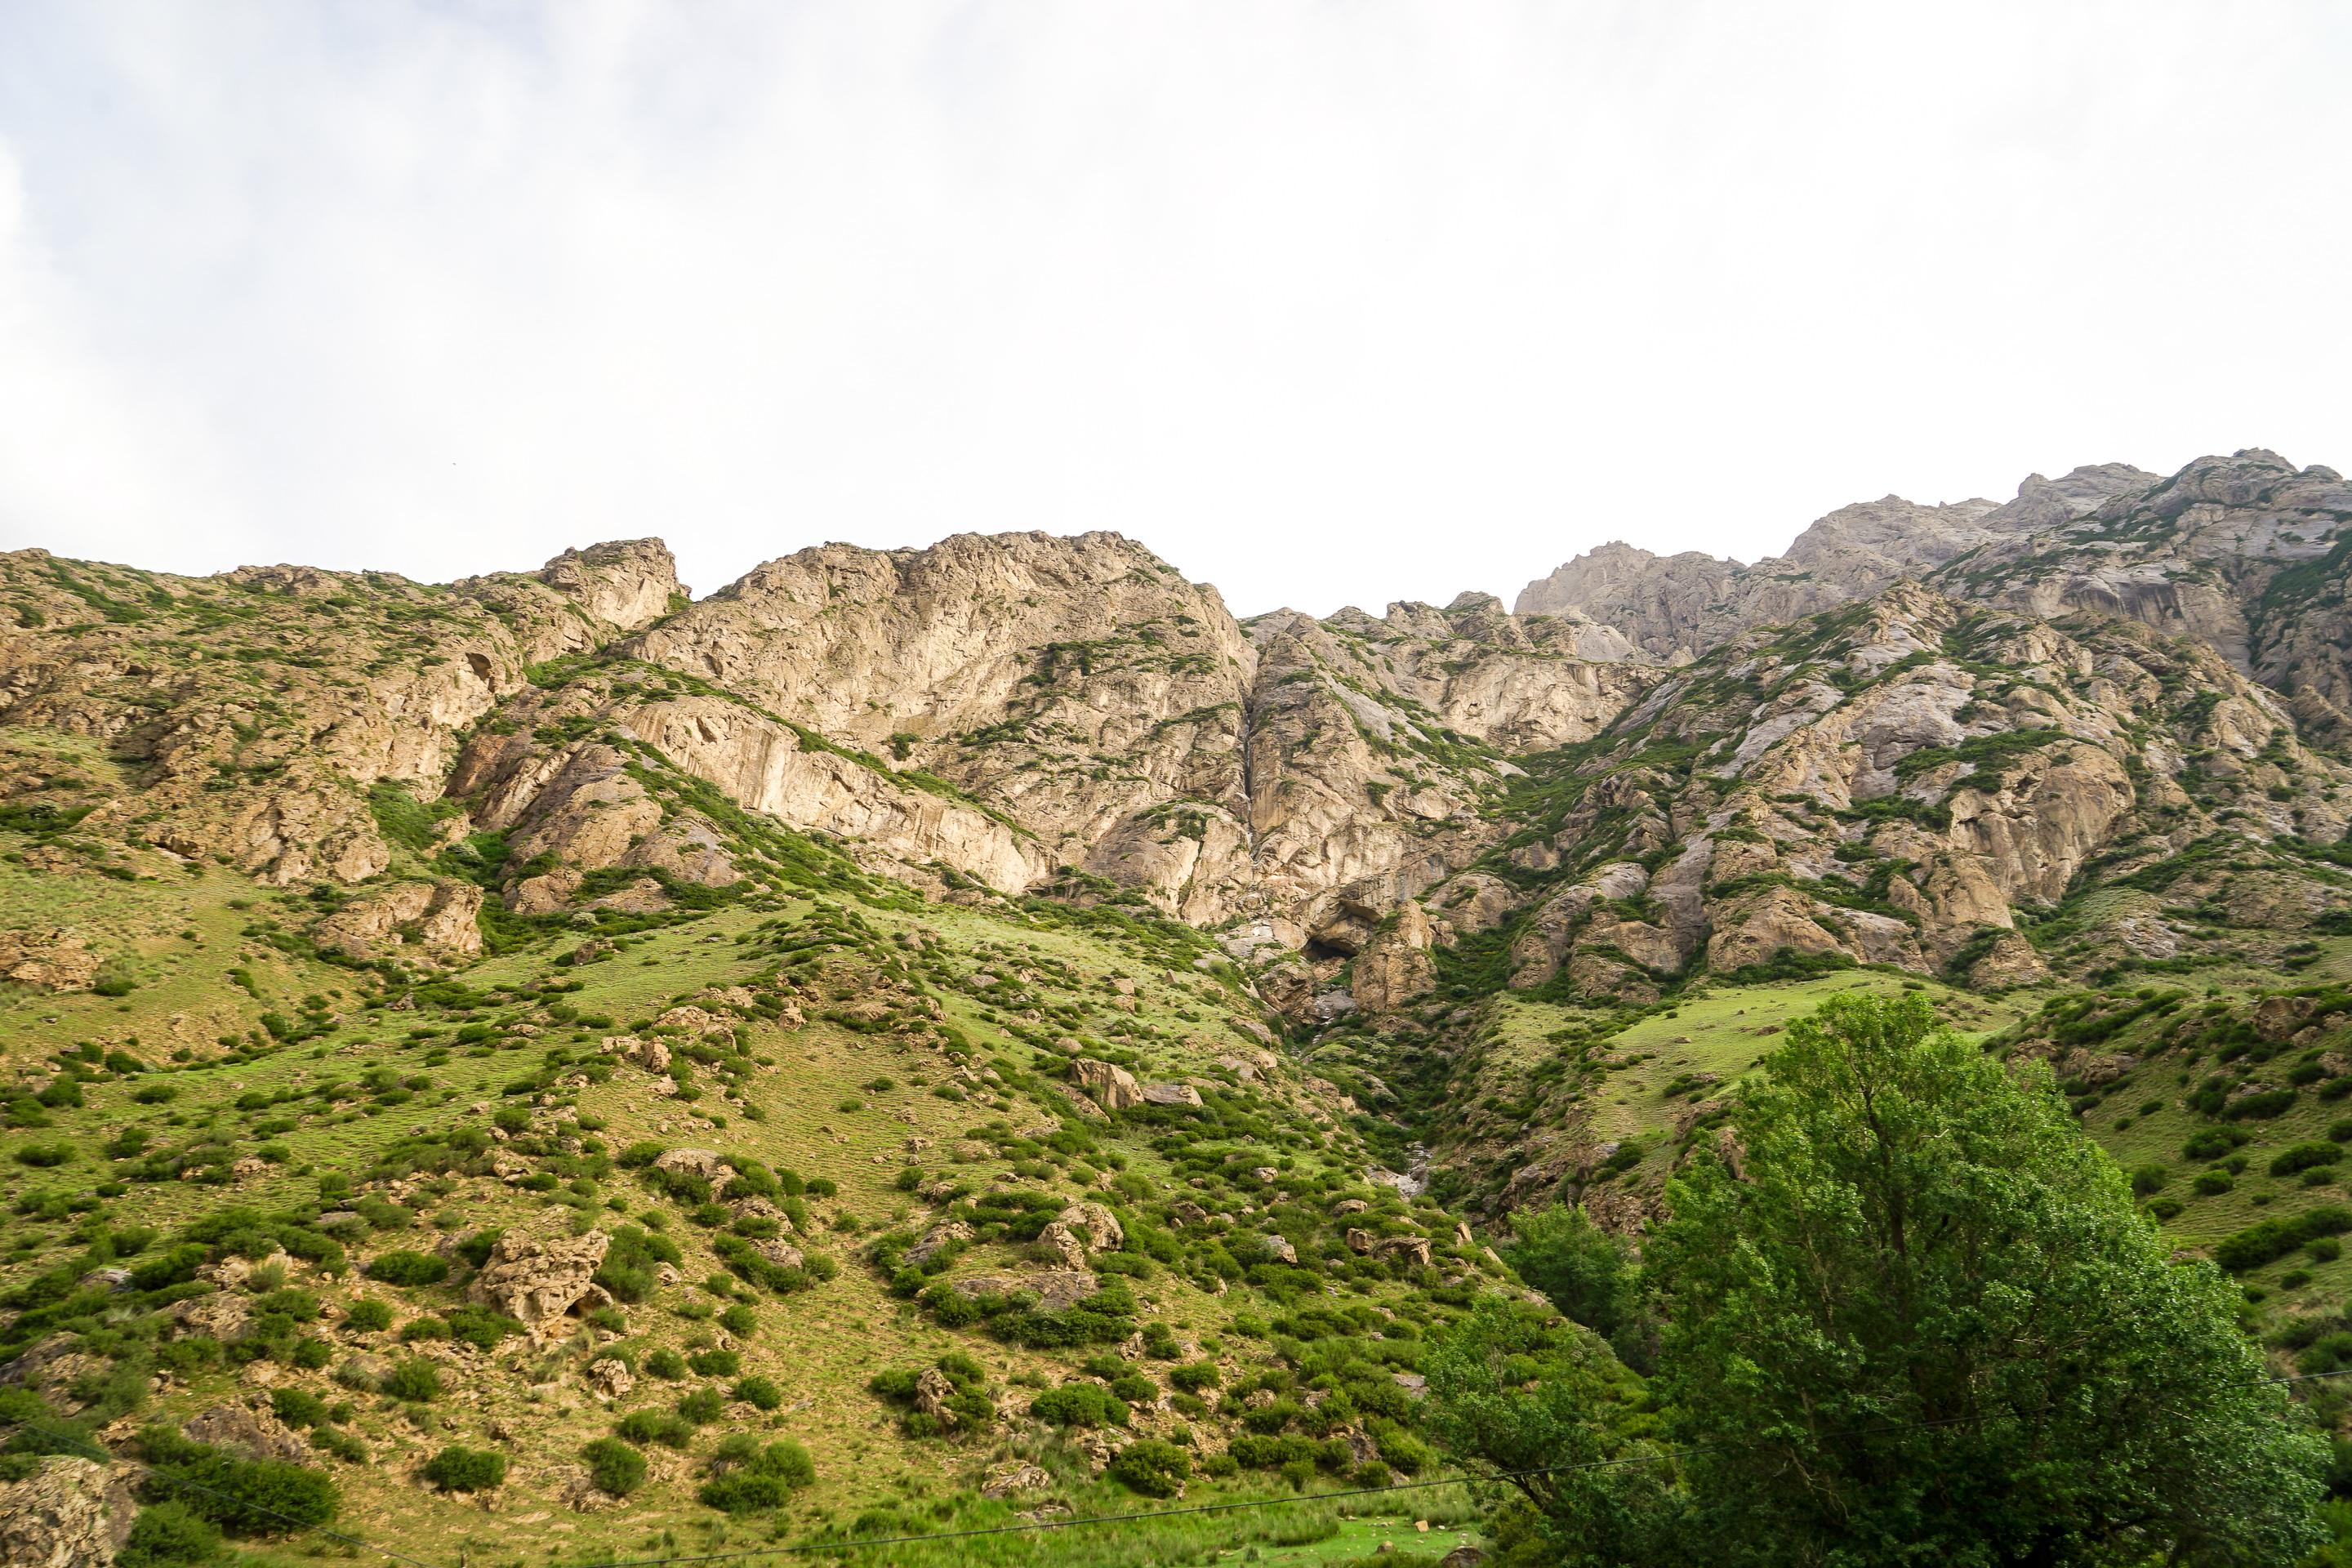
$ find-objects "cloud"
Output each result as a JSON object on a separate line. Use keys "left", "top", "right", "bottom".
{"left": 0, "top": 1, "right": 2346, "bottom": 615}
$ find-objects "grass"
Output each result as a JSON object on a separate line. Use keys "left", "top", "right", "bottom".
{"left": 0, "top": 853, "right": 1482, "bottom": 1566}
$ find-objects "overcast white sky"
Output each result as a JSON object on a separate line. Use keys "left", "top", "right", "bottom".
{"left": 2, "top": 3, "right": 2347, "bottom": 617}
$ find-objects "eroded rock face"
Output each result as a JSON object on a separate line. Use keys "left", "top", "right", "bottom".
{"left": 1350, "top": 902, "right": 1436, "bottom": 1013}
{"left": 0, "top": 929, "right": 98, "bottom": 991}
{"left": 0, "top": 1457, "right": 137, "bottom": 1568}
{"left": 310, "top": 880, "right": 483, "bottom": 964}
{"left": 468, "top": 1229, "right": 610, "bottom": 1326}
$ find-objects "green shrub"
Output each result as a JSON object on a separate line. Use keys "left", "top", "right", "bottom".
{"left": 2127, "top": 1164, "right": 2168, "bottom": 1196}
{"left": 2214, "top": 1205, "right": 2352, "bottom": 1272}
{"left": 2225, "top": 1089, "right": 2297, "bottom": 1121}
{"left": 1107, "top": 1437, "right": 1192, "bottom": 1497}
{"left": 270, "top": 1389, "right": 330, "bottom": 1429}
{"left": 421, "top": 1446, "right": 507, "bottom": 1492}
{"left": 581, "top": 1437, "right": 646, "bottom": 1496}
{"left": 137, "top": 1427, "right": 340, "bottom": 1537}
{"left": 381, "top": 1359, "right": 442, "bottom": 1402}
{"left": 644, "top": 1348, "right": 687, "bottom": 1379}
{"left": 678, "top": 1388, "right": 725, "bottom": 1424}
{"left": 687, "top": 1349, "right": 740, "bottom": 1378}
{"left": 342, "top": 1299, "right": 392, "bottom": 1332}
{"left": 364, "top": 1251, "right": 448, "bottom": 1288}
{"left": 2270, "top": 1143, "right": 2343, "bottom": 1178}
{"left": 1169, "top": 1361, "right": 1221, "bottom": 1392}
{"left": 615, "top": 1410, "right": 695, "bottom": 1449}
{"left": 2312, "top": 1238, "right": 2344, "bottom": 1263}
{"left": 697, "top": 1440, "right": 814, "bottom": 1513}
{"left": 734, "top": 1376, "right": 783, "bottom": 1410}
{"left": 2184, "top": 1128, "right": 2251, "bottom": 1160}
{"left": 2147, "top": 1197, "right": 2185, "bottom": 1221}
{"left": 14, "top": 1140, "right": 75, "bottom": 1168}
{"left": 2192, "top": 1170, "right": 2234, "bottom": 1196}
{"left": 1030, "top": 1384, "right": 1127, "bottom": 1428}
{"left": 118, "top": 1500, "right": 220, "bottom": 1567}
{"left": 1108, "top": 1374, "right": 1159, "bottom": 1405}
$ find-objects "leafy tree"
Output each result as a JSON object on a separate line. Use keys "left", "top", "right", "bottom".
{"left": 1646, "top": 990, "right": 2327, "bottom": 1566}
{"left": 1500, "top": 1201, "right": 1640, "bottom": 1343}
{"left": 1421, "top": 1296, "right": 1671, "bottom": 1567}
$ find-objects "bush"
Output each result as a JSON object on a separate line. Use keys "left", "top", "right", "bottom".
{"left": 2271, "top": 1143, "right": 2343, "bottom": 1178}
{"left": 342, "top": 1299, "right": 392, "bottom": 1332}
{"left": 2312, "top": 1238, "right": 2344, "bottom": 1263}
{"left": 2148, "top": 1197, "right": 2185, "bottom": 1221}
{"left": 687, "top": 1349, "right": 740, "bottom": 1378}
{"left": 1108, "top": 1374, "right": 1159, "bottom": 1405}
{"left": 734, "top": 1376, "right": 783, "bottom": 1410}
{"left": 270, "top": 1389, "right": 329, "bottom": 1429}
{"left": 2192, "top": 1170, "right": 2235, "bottom": 1196}
{"left": 2128, "top": 1164, "right": 2169, "bottom": 1196}
{"left": 440, "top": 1304, "right": 521, "bottom": 1350}
{"left": 678, "top": 1388, "right": 725, "bottom": 1424}
{"left": 364, "top": 1251, "right": 448, "bottom": 1288}
{"left": 2214, "top": 1205, "right": 2352, "bottom": 1272}
{"left": 644, "top": 1348, "right": 688, "bottom": 1380}
{"left": 1107, "top": 1437, "right": 1192, "bottom": 1498}
{"left": 14, "top": 1141, "right": 75, "bottom": 1168}
{"left": 2225, "top": 1090, "right": 2298, "bottom": 1121}
{"left": 581, "top": 1437, "right": 646, "bottom": 1496}
{"left": 381, "top": 1359, "right": 442, "bottom": 1402}
{"left": 613, "top": 1410, "right": 691, "bottom": 1448}
{"left": 2183, "top": 1128, "right": 2251, "bottom": 1160}
{"left": 1169, "top": 1361, "right": 1221, "bottom": 1393}
{"left": 1030, "top": 1384, "right": 1127, "bottom": 1428}
{"left": 421, "top": 1446, "right": 507, "bottom": 1492}
{"left": 697, "top": 1439, "right": 815, "bottom": 1513}
{"left": 137, "top": 1428, "right": 340, "bottom": 1537}
{"left": 118, "top": 1500, "right": 220, "bottom": 1567}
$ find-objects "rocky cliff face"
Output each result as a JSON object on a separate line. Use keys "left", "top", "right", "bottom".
{"left": 1512, "top": 466, "right": 2156, "bottom": 662}
{"left": 0, "top": 541, "right": 684, "bottom": 885}
{"left": 5, "top": 448, "right": 2350, "bottom": 1013}
{"left": 1481, "top": 581, "right": 2352, "bottom": 1005}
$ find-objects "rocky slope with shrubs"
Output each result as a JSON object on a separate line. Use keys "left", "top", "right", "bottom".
{"left": 4, "top": 446, "right": 2352, "bottom": 1561}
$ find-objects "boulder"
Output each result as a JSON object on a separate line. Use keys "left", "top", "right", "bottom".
{"left": 914, "top": 1366, "right": 960, "bottom": 1430}
{"left": 586, "top": 1358, "right": 635, "bottom": 1399}
{"left": 1036, "top": 1223, "right": 1088, "bottom": 1271}
{"left": 652, "top": 1148, "right": 728, "bottom": 1183}
{"left": 904, "top": 1222, "right": 972, "bottom": 1268}
{"left": 468, "top": 1229, "right": 610, "bottom": 1326}
{"left": 0, "top": 1456, "right": 138, "bottom": 1567}
{"left": 1056, "top": 1202, "right": 1123, "bottom": 1252}
{"left": 947, "top": 1270, "right": 1100, "bottom": 1312}
{"left": 182, "top": 1404, "right": 311, "bottom": 1464}
{"left": 1071, "top": 1059, "right": 1143, "bottom": 1112}
{"left": 1373, "top": 1236, "right": 1435, "bottom": 1268}
{"left": 981, "top": 1462, "right": 1052, "bottom": 1499}
{"left": 1140, "top": 1083, "right": 1203, "bottom": 1108}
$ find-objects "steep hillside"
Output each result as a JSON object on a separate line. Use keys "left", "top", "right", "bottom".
{"left": 8, "top": 447, "right": 2352, "bottom": 1561}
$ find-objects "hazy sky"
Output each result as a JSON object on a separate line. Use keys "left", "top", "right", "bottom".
{"left": 2, "top": 3, "right": 2347, "bottom": 617}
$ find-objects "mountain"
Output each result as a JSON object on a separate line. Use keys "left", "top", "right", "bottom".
{"left": 4, "top": 448, "right": 2352, "bottom": 1561}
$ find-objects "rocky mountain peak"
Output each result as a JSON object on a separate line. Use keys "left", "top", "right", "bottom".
{"left": 534, "top": 537, "right": 686, "bottom": 632}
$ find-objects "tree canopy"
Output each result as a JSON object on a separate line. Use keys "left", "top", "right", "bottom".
{"left": 1432, "top": 989, "right": 2329, "bottom": 1567}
